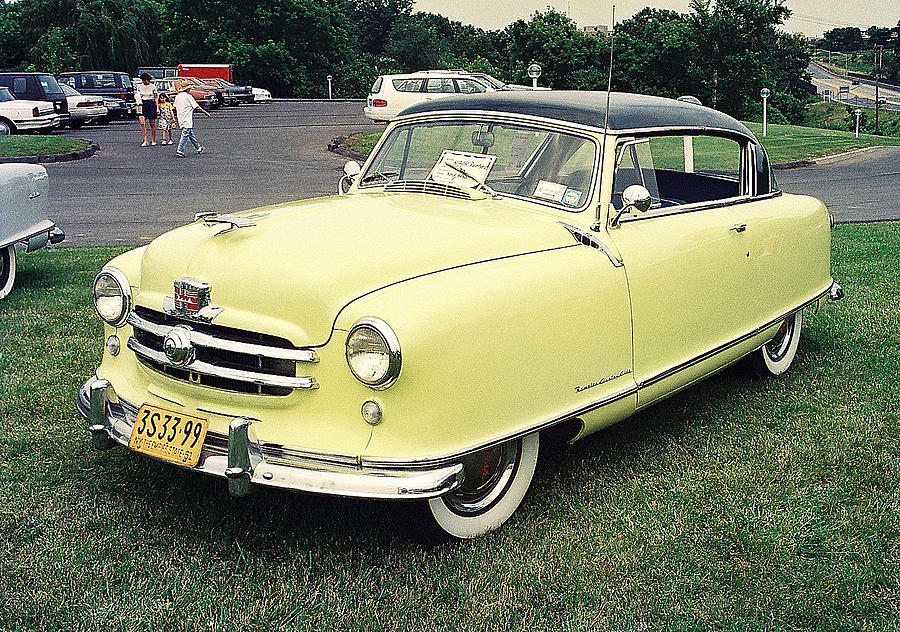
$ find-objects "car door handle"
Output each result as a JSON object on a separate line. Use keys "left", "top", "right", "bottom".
{"left": 730, "top": 223, "right": 747, "bottom": 233}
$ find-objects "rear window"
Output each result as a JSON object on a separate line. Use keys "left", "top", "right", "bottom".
{"left": 120, "top": 75, "right": 133, "bottom": 88}
{"left": 37, "top": 74, "right": 64, "bottom": 96}
{"left": 392, "top": 78, "right": 424, "bottom": 93}
{"left": 370, "top": 77, "right": 383, "bottom": 94}
{"left": 82, "top": 73, "right": 118, "bottom": 88}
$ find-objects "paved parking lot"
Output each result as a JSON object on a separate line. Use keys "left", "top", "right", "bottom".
{"left": 51, "top": 101, "right": 379, "bottom": 247}
{"left": 44, "top": 101, "right": 897, "bottom": 247}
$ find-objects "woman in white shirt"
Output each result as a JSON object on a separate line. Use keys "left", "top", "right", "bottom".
{"left": 135, "top": 72, "right": 159, "bottom": 146}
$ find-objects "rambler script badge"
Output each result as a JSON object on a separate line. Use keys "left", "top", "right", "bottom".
{"left": 162, "top": 277, "right": 224, "bottom": 323}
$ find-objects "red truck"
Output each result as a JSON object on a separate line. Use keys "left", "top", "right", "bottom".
{"left": 176, "top": 64, "right": 233, "bottom": 82}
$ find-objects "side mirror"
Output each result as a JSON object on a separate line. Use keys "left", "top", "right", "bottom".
{"left": 339, "top": 161, "right": 362, "bottom": 195}
{"left": 610, "top": 184, "right": 652, "bottom": 227}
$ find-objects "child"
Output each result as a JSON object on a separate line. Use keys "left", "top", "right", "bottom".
{"left": 157, "top": 93, "right": 176, "bottom": 145}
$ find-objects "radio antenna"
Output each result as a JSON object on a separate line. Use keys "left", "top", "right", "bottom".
{"left": 592, "top": 4, "right": 616, "bottom": 232}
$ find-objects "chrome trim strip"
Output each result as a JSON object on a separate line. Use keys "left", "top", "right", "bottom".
{"left": 636, "top": 284, "right": 833, "bottom": 389}
{"left": 558, "top": 221, "right": 623, "bottom": 267}
{"left": 127, "top": 337, "right": 319, "bottom": 390}
{"left": 127, "top": 311, "right": 318, "bottom": 363}
{"left": 616, "top": 190, "right": 783, "bottom": 224}
{"left": 362, "top": 282, "right": 835, "bottom": 469}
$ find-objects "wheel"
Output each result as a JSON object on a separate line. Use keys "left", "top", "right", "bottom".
{"left": 0, "top": 118, "right": 14, "bottom": 135}
{"left": 0, "top": 244, "right": 17, "bottom": 300}
{"left": 746, "top": 310, "right": 803, "bottom": 377}
{"left": 70, "top": 120, "right": 83, "bottom": 129}
{"left": 396, "top": 433, "right": 539, "bottom": 545}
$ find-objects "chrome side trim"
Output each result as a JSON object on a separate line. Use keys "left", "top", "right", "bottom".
{"left": 558, "top": 221, "right": 623, "bottom": 267}
{"left": 636, "top": 284, "right": 833, "bottom": 389}
{"left": 127, "top": 311, "right": 318, "bottom": 363}
{"left": 363, "top": 282, "right": 836, "bottom": 469}
{"left": 127, "top": 337, "right": 319, "bottom": 390}
{"left": 616, "top": 190, "right": 783, "bottom": 224}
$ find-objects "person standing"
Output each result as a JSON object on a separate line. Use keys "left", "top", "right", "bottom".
{"left": 173, "top": 84, "right": 211, "bottom": 157}
{"left": 135, "top": 72, "right": 158, "bottom": 146}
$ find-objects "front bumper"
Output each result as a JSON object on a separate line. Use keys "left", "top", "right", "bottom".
{"left": 77, "top": 375, "right": 462, "bottom": 500}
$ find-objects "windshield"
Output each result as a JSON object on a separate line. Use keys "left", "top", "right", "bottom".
{"left": 360, "top": 119, "right": 598, "bottom": 211}
{"left": 37, "top": 74, "right": 64, "bottom": 97}
{"left": 0, "top": 87, "right": 13, "bottom": 102}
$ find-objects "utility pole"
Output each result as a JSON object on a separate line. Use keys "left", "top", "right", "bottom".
{"left": 875, "top": 45, "right": 882, "bottom": 135}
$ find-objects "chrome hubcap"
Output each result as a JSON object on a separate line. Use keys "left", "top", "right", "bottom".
{"left": 765, "top": 314, "right": 795, "bottom": 362}
{"left": 444, "top": 442, "right": 520, "bottom": 516}
{"left": 0, "top": 121, "right": 10, "bottom": 135}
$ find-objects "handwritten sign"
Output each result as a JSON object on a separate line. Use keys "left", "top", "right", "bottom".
{"left": 429, "top": 150, "right": 497, "bottom": 187}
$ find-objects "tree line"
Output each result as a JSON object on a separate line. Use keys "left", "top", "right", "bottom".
{"left": 0, "top": 0, "right": 825, "bottom": 122}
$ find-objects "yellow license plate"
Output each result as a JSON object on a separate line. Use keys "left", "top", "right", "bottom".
{"left": 129, "top": 404, "right": 209, "bottom": 467}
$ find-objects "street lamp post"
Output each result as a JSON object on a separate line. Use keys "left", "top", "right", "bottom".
{"left": 527, "top": 63, "right": 542, "bottom": 89}
{"left": 760, "top": 87, "right": 770, "bottom": 137}
{"left": 327, "top": 75, "right": 333, "bottom": 99}
{"left": 854, "top": 108, "right": 862, "bottom": 138}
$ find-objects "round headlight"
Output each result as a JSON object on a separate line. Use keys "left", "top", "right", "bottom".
{"left": 345, "top": 317, "right": 401, "bottom": 389}
{"left": 92, "top": 267, "right": 132, "bottom": 327}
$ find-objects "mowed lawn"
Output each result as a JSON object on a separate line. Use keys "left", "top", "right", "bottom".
{"left": 1, "top": 224, "right": 898, "bottom": 631}
{"left": 0, "top": 136, "right": 89, "bottom": 157}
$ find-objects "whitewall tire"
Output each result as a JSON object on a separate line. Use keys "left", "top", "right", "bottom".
{"left": 398, "top": 433, "right": 539, "bottom": 545}
{"left": 748, "top": 310, "right": 803, "bottom": 377}
{"left": 0, "top": 244, "right": 16, "bottom": 300}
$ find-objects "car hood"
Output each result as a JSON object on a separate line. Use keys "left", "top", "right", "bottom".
{"left": 135, "top": 193, "right": 575, "bottom": 346}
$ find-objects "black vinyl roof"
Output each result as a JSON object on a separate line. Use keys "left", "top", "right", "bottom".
{"left": 399, "top": 90, "right": 754, "bottom": 138}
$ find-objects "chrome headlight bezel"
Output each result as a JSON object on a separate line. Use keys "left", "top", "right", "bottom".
{"left": 92, "top": 267, "right": 132, "bottom": 327}
{"left": 345, "top": 317, "right": 401, "bottom": 390}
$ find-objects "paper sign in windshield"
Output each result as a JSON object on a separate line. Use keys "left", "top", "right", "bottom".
{"left": 429, "top": 151, "right": 497, "bottom": 187}
{"left": 534, "top": 180, "right": 567, "bottom": 202}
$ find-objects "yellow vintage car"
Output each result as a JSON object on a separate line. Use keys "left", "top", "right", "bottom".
{"left": 78, "top": 91, "right": 843, "bottom": 543}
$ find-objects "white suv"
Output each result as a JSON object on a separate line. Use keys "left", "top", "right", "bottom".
{"left": 364, "top": 71, "right": 515, "bottom": 122}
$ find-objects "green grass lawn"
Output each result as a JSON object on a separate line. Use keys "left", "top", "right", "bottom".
{"left": 0, "top": 135, "right": 89, "bottom": 158}
{"left": 1, "top": 224, "right": 899, "bottom": 630}
{"left": 346, "top": 121, "right": 900, "bottom": 166}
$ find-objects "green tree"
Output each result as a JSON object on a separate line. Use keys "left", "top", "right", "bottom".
{"left": 822, "top": 26, "right": 865, "bottom": 52}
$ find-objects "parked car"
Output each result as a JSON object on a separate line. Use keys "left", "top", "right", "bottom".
{"left": 0, "top": 87, "right": 60, "bottom": 134}
{"left": 252, "top": 87, "right": 272, "bottom": 102}
{"left": 0, "top": 164, "right": 65, "bottom": 299}
{"left": 60, "top": 84, "right": 107, "bottom": 128}
{"left": 364, "top": 70, "right": 534, "bottom": 122}
{"left": 177, "top": 76, "right": 226, "bottom": 108}
{"left": 199, "top": 77, "right": 254, "bottom": 105}
{"left": 77, "top": 91, "right": 843, "bottom": 543}
{"left": 0, "top": 72, "right": 68, "bottom": 125}
{"left": 99, "top": 96, "right": 130, "bottom": 122}
{"left": 150, "top": 78, "right": 216, "bottom": 110}
{"left": 57, "top": 71, "right": 136, "bottom": 118}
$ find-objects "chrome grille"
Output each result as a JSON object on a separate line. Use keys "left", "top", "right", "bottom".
{"left": 127, "top": 307, "right": 318, "bottom": 396}
{"left": 384, "top": 180, "right": 483, "bottom": 200}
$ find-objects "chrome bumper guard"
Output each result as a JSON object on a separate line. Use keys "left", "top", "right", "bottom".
{"left": 77, "top": 376, "right": 462, "bottom": 500}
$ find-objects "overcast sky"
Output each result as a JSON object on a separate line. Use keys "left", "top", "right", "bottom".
{"left": 412, "top": 0, "right": 899, "bottom": 37}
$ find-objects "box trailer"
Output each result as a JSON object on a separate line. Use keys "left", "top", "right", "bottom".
{"left": 177, "top": 64, "right": 233, "bottom": 82}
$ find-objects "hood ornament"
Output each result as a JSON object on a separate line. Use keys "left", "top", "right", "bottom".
{"left": 194, "top": 211, "right": 269, "bottom": 235}
{"left": 163, "top": 277, "right": 224, "bottom": 323}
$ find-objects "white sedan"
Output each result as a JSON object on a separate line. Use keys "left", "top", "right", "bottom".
{"left": 0, "top": 87, "right": 59, "bottom": 134}
{"left": 252, "top": 87, "right": 271, "bottom": 102}
{"left": 61, "top": 84, "right": 107, "bottom": 128}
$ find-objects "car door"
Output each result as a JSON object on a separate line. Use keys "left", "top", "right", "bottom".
{"left": 606, "top": 133, "right": 764, "bottom": 408}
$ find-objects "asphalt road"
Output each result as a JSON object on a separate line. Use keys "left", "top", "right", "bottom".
{"left": 777, "top": 146, "right": 900, "bottom": 223}
{"left": 50, "top": 101, "right": 380, "bottom": 247}
{"left": 808, "top": 62, "right": 900, "bottom": 112}
{"left": 44, "top": 101, "right": 897, "bottom": 247}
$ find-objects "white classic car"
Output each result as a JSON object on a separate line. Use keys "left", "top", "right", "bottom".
{"left": 0, "top": 164, "right": 65, "bottom": 298}
{"left": 0, "top": 87, "right": 60, "bottom": 134}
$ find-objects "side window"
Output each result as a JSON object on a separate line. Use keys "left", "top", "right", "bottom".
{"left": 370, "top": 77, "right": 383, "bottom": 93}
{"left": 612, "top": 134, "right": 743, "bottom": 209}
{"left": 392, "top": 78, "right": 424, "bottom": 93}
{"left": 425, "top": 78, "right": 455, "bottom": 93}
{"left": 456, "top": 79, "right": 486, "bottom": 94}
{"left": 13, "top": 77, "right": 27, "bottom": 96}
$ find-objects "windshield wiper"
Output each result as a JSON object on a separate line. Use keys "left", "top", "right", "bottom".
{"left": 444, "top": 162, "right": 500, "bottom": 198}
{"left": 359, "top": 170, "right": 398, "bottom": 185}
